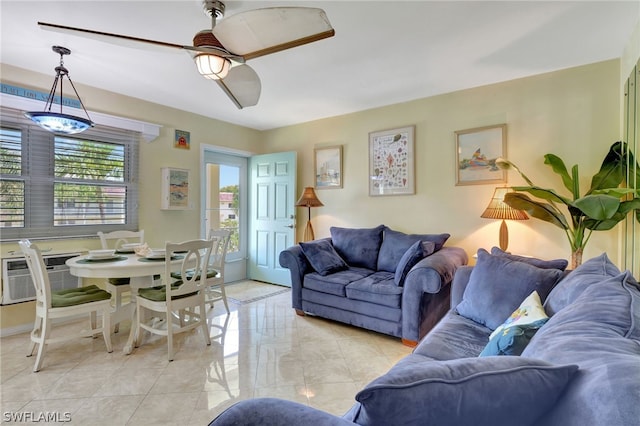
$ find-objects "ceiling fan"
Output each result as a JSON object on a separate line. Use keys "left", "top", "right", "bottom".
{"left": 38, "top": 0, "right": 335, "bottom": 109}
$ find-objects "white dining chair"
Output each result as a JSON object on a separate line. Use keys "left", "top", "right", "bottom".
{"left": 205, "top": 229, "right": 232, "bottom": 312}
{"left": 170, "top": 229, "right": 231, "bottom": 312}
{"left": 135, "top": 239, "right": 212, "bottom": 361}
{"left": 19, "top": 239, "right": 113, "bottom": 372}
{"left": 97, "top": 229, "right": 144, "bottom": 333}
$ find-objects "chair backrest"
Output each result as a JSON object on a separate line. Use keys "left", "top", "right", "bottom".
{"left": 98, "top": 230, "right": 144, "bottom": 250}
{"left": 165, "top": 239, "right": 213, "bottom": 302}
{"left": 18, "top": 239, "right": 52, "bottom": 308}
{"left": 208, "top": 229, "right": 231, "bottom": 276}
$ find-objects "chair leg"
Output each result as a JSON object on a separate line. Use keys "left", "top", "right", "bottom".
{"left": 89, "top": 311, "right": 98, "bottom": 338}
{"left": 200, "top": 301, "right": 211, "bottom": 347}
{"left": 167, "top": 317, "right": 174, "bottom": 362}
{"left": 102, "top": 307, "right": 113, "bottom": 353}
{"left": 111, "top": 287, "right": 120, "bottom": 334}
{"left": 219, "top": 284, "right": 230, "bottom": 314}
{"left": 27, "top": 316, "right": 42, "bottom": 357}
{"left": 33, "top": 316, "right": 51, "bottom": 372}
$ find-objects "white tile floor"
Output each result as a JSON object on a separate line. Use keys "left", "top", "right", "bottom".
{"left": 0, "top": 284, "right": 412, "bottom": 425}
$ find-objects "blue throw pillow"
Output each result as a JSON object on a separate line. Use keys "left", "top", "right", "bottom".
{"left": 544, "top": 253, "right": 621, "bottom": 316}
{"left": 377, "top": 228, "right": 450, "bottom": 272}
{"left": 490, "top": 247, "right": 568, "bottom": 271}
{"left": 394, "top": 241, "right": 436, "bottom": 286}
{"left": 456, "top": 249, "right": 564, "bottom": 330}
{"left": 353, "top": 355, "right": 578, "bottom": 426}
{"left": 330, "top": 225, "right": 385, "bottom": 270}
{"left": 299, "top": 239, "right": 348, "bottom": 276}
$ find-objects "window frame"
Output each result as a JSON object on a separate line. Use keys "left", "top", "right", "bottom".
{"left": 0, "top": 107, "right": 139, "bottom": 241}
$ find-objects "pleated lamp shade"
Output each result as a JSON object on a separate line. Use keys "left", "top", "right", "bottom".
{"left": 481, "top": 187, "right": 528, "bottom": 251}
{"left": 296, "top": 187, "right": 324, "bottom": 242}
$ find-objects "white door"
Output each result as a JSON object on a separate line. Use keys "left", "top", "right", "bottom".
{"left": 248, "top": 152, "right": 297, "bottom": 285}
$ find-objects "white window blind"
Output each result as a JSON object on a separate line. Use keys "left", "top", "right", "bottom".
{"left": 0, "top": 107, "right": 139, "bottom": 240}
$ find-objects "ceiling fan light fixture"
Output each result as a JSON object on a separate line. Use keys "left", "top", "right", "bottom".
{"left": 25, "top": 46, "right": 94, "bottom": 135}
{"left": 194, "top": 53, "right": 231, "bottom": 80}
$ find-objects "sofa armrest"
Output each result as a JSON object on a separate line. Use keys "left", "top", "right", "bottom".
{"left": 450, "top": 265, "right": 473, "bottom": 309}
{"left": 279, "top": 244, "right": 314, "bottom": 310}
{"left": 208, "top": 398, "right": 356, "bottom": 426}
{"left": 401, "top": 247, "right": 469, "bottom": 343}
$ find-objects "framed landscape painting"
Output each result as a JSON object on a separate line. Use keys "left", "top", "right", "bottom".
{"left": 161, "top": 167, "right": 190, "bottom": 210}
{"left": 455, "top": 124, "right": 507, "bottom": 186}
{"left": 314, "top": 145, "right": 343, "bottom": 189}
{"left": 369, "top": 126, "right": 415, "bottom": 196}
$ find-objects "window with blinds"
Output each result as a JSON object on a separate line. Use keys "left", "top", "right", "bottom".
{"left": 0, "top": 107, "right": 139, "bottom": 241}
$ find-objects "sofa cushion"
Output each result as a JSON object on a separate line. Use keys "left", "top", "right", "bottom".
{"left": 544, "top": 252, "right": 621, "bottom": 316}
{"left": 456, "top": 249, "right": 564, "bottom": 330}
{"left": 521, "top": 269, "right": 640, "bottom": 426}
{"left": 353, "top": 355, "right": 578, "bottom": 426}
{"left": 413, "top": 311, "right": 491, "bottom": 360}
{"left": 394, "top": 241, "right": 435, "bottom": 286}
{"left": 346, "top": 272, "right": 402, "bottom": 308}
{"left": 377, "top": 228, "right": 450, "bottom": 272}
{"left": 479, "top": 291, "right": 549, "bottom": 356}
{"left": 299, "top": 239, "right": 348, "bottom": 276}
{"left": 330, "top": 225, "right": 385, "bottom": 270}
{"left": 304, "top": 267, "right": 374, "bottom": 297}
{"left": 490, "top": 246, "right": 568, "bottom": 270}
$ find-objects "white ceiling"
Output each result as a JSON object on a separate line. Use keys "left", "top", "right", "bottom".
{"left": 1, "top": 1, "right": 638, "bottom": 131}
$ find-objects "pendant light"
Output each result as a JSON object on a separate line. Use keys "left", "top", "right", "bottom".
{"left": 24, "top": 45, "right": 94, "bottom": 135}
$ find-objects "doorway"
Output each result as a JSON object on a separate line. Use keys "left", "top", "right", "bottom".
{"left": 201, "top": 147, "right": 297, "bottom": 285}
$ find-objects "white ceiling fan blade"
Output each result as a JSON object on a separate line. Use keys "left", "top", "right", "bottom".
{"left": 213, "top": 7, "right": 335, "bottom": 60}
{"left": 216, "top": 64, "right": 261, "bottom": 109}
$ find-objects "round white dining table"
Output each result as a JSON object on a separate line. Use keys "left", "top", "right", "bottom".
{"left": 66, "top": 253, "right": 185, "bottom": 355}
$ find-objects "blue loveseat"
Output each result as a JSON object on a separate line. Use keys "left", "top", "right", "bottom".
{"left": 210, "top": 249, "right": 640, "bottom": 426}
{"left": 279, "top": 225, "right": 469, "bottom": 345}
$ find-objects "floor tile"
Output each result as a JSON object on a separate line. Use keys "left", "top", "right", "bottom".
{"left": 0, "top": 283, "right": 412, "bottom": 425}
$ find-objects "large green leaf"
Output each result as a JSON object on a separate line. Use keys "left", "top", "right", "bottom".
{"left": 504, "top": 193, "right": 568, "bottom": 229}
{"left": 618, "top": 198, "right": 640, "bottom": 224}
{"left": 495, "top": 158, "right": 535, "bottom": 186}
{"left": 572, "top": 194, "right": 620, "bottom": 220}
{"left": 591, "top": 188, "right": 637, "bottom": 198}
{"left": 544, "top": 154, "right": 574, "bottom": 195}
{"left": 588, "top": 141, "right": 625, "bottom": 193}
{"left": 511, "top": 186, "right": 570, "bottom": 205}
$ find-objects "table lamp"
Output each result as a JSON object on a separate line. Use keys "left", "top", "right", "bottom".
{"left": 296, "top": 187, "right": 324, "bottom": 242}
{"left": 481, "top": 187, "right": 528, "bottom": 251}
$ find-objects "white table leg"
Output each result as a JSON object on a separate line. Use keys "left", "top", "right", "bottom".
{"left": 123, "top": 275, "right": 154, "bottom": 355}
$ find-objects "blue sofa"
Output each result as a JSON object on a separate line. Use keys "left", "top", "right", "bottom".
{"left": 278, "top": 225, "right": 469, "bottom": 345}
{"left": 210, "top": 249, "right": 640, "bottom": 426}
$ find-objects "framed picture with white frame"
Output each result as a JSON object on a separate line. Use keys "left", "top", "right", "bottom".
{"left": 368, "top": 125, "right": 415, "bottom": 196}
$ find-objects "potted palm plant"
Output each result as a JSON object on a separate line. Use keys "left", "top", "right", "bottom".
{"left": 497, "top": 141, "right": 640, "bottom": 268}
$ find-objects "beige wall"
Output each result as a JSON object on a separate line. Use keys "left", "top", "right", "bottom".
{"left": 0, "top": 58, "right": 626, "bottom": 333}
{"left": 265, "top": 60, "right": 623, "bottom": 265}
{"left": 0, "top": 64, "right": 263, "bottom": 333}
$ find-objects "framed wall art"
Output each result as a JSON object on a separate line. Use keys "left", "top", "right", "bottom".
{"left": 161, "top": 167, "right": 191, "bottom": 210}
{"left": 369, "top": 126, "right": 415, "bottom": 196}
{"left": 174, "top": 129, "right": 190, "bottom": 150}
{"left": 455, "top": 124, "right": 507, "bottom": 186}
{"left": 314, "top": 145, "right": 343, "bottom": 189}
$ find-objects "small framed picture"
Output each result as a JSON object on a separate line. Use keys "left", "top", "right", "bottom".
{"left": 369, "top": 126, "right": 415, "bottom": 196}
{"left": 455, "top": 124, "right": 507, "bottom": 186}
{"left": 174, "top": 129, "right": 190, "bottom": 150}
{"left": 161, "top": 167, "right": 190, "bottom": 210}
{"left": 314, "top": 145, "right": 343, "bottom": 189}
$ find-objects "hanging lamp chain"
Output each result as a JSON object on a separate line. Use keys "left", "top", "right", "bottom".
{"left": 45, "top": 46, "right": 92, "bottom": 121}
